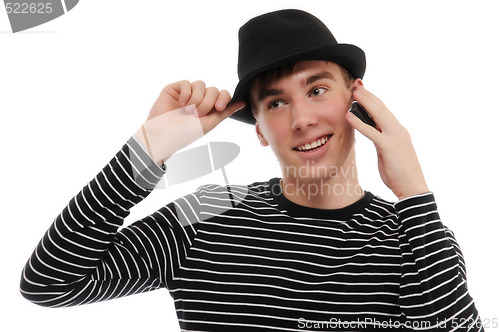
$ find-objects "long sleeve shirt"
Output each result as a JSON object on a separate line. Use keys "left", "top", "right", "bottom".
{"left": 20, "top": 137, "right": 483, "bottom": 331}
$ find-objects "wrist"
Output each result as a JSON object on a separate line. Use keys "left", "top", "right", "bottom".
{"left": 396, "top": 184, "right": 430, "bottom": 201}
{"left": 133, "top": 126, "right": 168, "bottom": 166}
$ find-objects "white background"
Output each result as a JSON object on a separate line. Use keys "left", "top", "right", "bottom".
{"left": 1, "top": 0, "right": 499, "bottom": 330}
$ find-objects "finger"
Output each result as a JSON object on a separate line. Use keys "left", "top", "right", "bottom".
{"left": 214, "top": 90, "right": 232, "bottom": 111}
{"left": 352, "top": 86, "right": 383, "bottom": 121}
{"left": 353, "top": 85, "right": 399, "bottom": 132}
{"left": 201, "top": 101, "right": 246, "bottom": 134}
{"left": 167, "top": 80, "right": 192, "bottom": 107}
{"left": 196, "top": 86, "right": 220, "bottom": 117}
{"left": 346, "top": 110, "right": 381, "bottom": 143}
{"left": 186, "top": 80, "right": 206, "bottom": 109}
{"left": 148, "top": 82, "right": 189, "bottom": 120}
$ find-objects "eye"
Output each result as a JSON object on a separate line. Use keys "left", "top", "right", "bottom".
{"left": 310, "top": 87, "right": 327, "bottom": 97}
{"left": 268, "top": 100, "right": 285, "bottom": 110}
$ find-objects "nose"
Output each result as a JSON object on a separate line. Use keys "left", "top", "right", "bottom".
{"left": 291, "top": 99, "right": 318, "bottom": 131}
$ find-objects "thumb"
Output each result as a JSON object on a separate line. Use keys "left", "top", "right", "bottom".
{"left": 201, "top": 101, "right": 246, "bottom": 133}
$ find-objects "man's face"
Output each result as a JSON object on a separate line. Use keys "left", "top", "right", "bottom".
{"left": 251, "top": 60, "right": 360, "bottom": 182}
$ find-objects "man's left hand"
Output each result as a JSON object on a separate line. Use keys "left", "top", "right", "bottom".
{"left": 346, "top": 85, "right": 429, "bottom": 200}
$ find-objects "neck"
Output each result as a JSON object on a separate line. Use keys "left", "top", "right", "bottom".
{"left": 280, "top": 151, "right": 363, "bottom": 210}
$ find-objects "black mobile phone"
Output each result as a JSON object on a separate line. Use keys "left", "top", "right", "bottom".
{"left": 349, "top": 101, "right": 376, "bottom": 128}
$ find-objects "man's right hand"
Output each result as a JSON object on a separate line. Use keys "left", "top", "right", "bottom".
{"left": 133, "top": 80, "right": 245, "bottom": 165}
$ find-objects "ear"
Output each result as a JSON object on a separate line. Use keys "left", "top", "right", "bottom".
{"left": 351, "top": 78, "right": 364, "bottom": 92}
{"left": 255, "top": 121, "right": 269, "bottom": 147}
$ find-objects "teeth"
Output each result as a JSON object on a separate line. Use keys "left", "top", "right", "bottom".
{"left": 296, "top": 135, "right": 331, "bottom": 151}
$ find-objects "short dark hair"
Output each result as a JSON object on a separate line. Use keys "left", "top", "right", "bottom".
{"left": 248, "top": 61, "right": 355, "bottom": 118}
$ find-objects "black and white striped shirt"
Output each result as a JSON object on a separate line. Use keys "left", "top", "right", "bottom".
{"left": 20, "top": 137, "right": 483, "bottom": 331}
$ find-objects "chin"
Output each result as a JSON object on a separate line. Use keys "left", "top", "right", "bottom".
{"left": 280, "top": 158, "right": 338, "bottom": 182}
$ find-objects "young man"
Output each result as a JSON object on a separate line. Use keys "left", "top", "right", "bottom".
{"left": 20, "top": 9, "right": 482, "bottom": 331}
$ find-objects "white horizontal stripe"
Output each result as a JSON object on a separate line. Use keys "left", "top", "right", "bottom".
{"left": 186, "top": 255, "right": 401, "bottom": 279}
{"left": 194, "top": 237, "right": 399, "bottom": 263}
{"left": 175, "top": 275, "right": 399, "bottom": 292}
{"left": 174, "top": 287, "right": 399, "bottom": 305}
{"left": 201, "top": 218, "right": 399, "bottom": 247}
{"left": 197, "top": 229, "right": 401, "bottom": 259}
{"left": 177, "top": 305, "right": 399, "bottom": 324}
{"left": 190, "top": 245, "right": 400, "bottom": 271}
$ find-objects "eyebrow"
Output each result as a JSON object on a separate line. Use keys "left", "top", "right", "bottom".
{"left": 258, "top": 88, "right": 283, "bottom": 102}
{"left": 305, "top": 71, "right": 335, "bottom": 86}
{"left": 257, "top": 70, "right": 336, "bottom": 102}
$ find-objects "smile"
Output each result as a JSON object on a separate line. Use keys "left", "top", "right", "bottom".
{"left": 293, "top": 135, "right": 332, "bottom": 152}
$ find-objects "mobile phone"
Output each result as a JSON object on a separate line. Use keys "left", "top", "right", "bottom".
{"left": 348, "top": 101, "right": 376, "bottom": 128}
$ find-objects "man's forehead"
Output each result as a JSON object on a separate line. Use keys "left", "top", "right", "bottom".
{"left": 293, "top": 60, "right": 340, "bottom": 73}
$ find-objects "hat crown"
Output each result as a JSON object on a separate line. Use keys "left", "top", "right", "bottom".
{"left": 237, "top": 9, "right": 337, "bottom": 79}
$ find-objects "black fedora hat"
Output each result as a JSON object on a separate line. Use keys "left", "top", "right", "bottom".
{"left": 230, "top": 9, "right": 366, "bottom": 125}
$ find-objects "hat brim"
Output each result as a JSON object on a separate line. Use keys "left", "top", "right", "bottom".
{"left": 229, "top": 43, "right": 366, "bottom": 125}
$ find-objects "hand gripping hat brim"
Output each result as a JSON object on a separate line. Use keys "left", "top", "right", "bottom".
{"left": 230, "top": 9, "right": 366, "bottom": 125}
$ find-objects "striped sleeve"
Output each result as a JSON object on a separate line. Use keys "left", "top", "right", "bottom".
{"left": 18, "top": 137, "right": 188, "bottom": 307}
{"left": 395, "top": 192, "right": 483, "bottom": 331}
